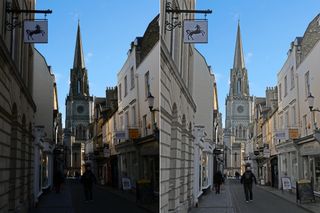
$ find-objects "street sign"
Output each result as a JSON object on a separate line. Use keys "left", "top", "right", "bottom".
{"left": 183, "top": 20, "right": 208, "bottom": 43}
{"left": 24, "top": 20, "right": 48, "bottom": 43}
{"left": 115, "top": 131, "right": 126, "bottom": 140}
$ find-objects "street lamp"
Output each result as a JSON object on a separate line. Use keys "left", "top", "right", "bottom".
{"left": 307, "top": 93, "right": 320, "bottom": 129}
{"left": 307, "top": 93, "right": 320, "bottom": 143}
{"left": 147, "top": 93, "right": 159, "bottom": 137}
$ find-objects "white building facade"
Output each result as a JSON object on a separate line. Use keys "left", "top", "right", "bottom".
{"left": 32, "top": 49, "right": 57, "bottom": 201}
{"left": 192, "top": 49, "right": 215, "bottom": 206}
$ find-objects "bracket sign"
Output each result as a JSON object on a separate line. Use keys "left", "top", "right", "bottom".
{"left": 6, "top": 2, "right": 52, "bottom": 31}
{"left": 165, "top": 1, "right": 212, "bottom": 31}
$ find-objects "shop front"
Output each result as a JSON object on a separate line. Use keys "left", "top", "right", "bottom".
{"left": 276, "top": 140, "right": 298, "bottom": 190}
{"left": 297, "top": 137, "right": 320, "bottom": 195}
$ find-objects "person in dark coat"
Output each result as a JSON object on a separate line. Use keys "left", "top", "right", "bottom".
{"left": 53, "top": 170, "right": 64, "bottom": 193}
{"left": 81, "top": 165, "right": 97, "bottom": 202}
{"left": 240, "top": 167, "right": 257, "bottom": 202}
{"left": 213, "top": 170, "right": 223, "bottom": 194}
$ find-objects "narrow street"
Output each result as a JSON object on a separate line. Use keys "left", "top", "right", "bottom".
{"left": 31, "top": 180, "right": 149, "bottom": 213}
{"left": 228, "top": 180, "right": 309, "bottom": 213}
{"left": 68, "top": 180, "right": 149, "bottom": 213}
{"left": 191, "top": 179, "right": 313, "bottom": 213}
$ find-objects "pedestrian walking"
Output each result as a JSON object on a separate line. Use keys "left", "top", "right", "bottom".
{"left": 235, "top": 171, "right": 240, "bottom": 180}
{"left": 213, "top": 170, "right": 223, "bottom": 194}
{"left": 80, "top": 165, "right": 97, "bottom": 202}
{"left": 53, "top": 169, "right": 64, "bottom": 193}
{"left": 240, "top": 166, "right": 257, "bottom": 203}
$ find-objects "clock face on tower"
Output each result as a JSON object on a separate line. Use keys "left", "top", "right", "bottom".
{"left": 237, "top": 105, "right": 244, "bottom": 113}
{"left": 77, "top": 105, "right": 84, "bottom": 114}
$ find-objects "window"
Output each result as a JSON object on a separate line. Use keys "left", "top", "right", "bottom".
{"left": 120, "top": 116, "right": 123, "bottom": 130}
{"left": 290, "top": 67, "right": 295, "bottom": 89}
{"left": 305, "top": 71, "right": 310, "bottom": 98}
{"left": 303, "top": 115, "right": 308, "bottom": 136}
{"left": 285, "top": 111, "right": 289, "bottom": 128}
{"left": 273, "top": 116, "right": 277, "bottom": 130}
{"left": 279, "top": 83, "right": 282, "bottom": 101}
{"left": 284, "top": 76, "right": 288, "bottom": 97}
{"left": 78, "top": 80, "right": 81, "bottom": 94}
{"left": 125, "top": 111, "right": 129, "bottom": 128}
{"left": 118, "top": 83, "right": 122, "bottom": 101}
{"left": 292, "top": 105, "right": 296, "bottom": 126}
{"left": 124, "top": 76, "right": 128, "bottom": 97}
{"left": 130, "top": 67, "right": 135, "bottom": 89}
{"left": 145, "top": 71, "right": 150, "bottom": 98}
{"left": 132, "top": 106, "right": 136, "bottom": 126}
{"left": 280, "top": 116, "right": 283, "bottom": 129}
{"left": 113, "top": 116, "right": 116, "bottom": 131}
{"left": 142, "top": 115, "right": 147, "bottom": 136}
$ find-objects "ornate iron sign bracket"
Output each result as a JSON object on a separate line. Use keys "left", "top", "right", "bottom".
{"left": 6, "top": 2, "right": 52, "bottom": 31}
{"left": 165, "top": 1, "right": 212, "bottom": 31}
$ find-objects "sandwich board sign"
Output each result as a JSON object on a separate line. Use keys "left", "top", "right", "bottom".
{"left": 183, "top": 20, "right": 208, "bottom": 43}
{"left": 24, "top": 20, "right": 48, "bottom": 43}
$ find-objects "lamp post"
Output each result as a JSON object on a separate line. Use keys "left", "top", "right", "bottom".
{"left": 307, "top": 93, "right": 320, "bottom": 129}
{"left": 307, "top": 93, "right": 320, "bottom": 143}
{"left": 147, "top": 93, "right": 159, "bottom": 136}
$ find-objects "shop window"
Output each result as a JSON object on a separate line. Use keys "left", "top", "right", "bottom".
{"left": 314, "top": 157, "right": 320, "bottom": 192}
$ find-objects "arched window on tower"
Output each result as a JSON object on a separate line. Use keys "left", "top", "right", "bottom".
{"left": 237, "top": 79, "right": 241, "bottom": 95}
{"left": 78, "top": 80, "right": 81, "bottom": 94}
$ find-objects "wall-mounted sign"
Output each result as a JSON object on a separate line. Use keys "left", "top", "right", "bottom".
{"left": 183, "top": 20, "right": 208, "bottom": 43}
{"left": 24, "top": 20, "right": 48, "bottom": 43}
{"left": 129, "top": 128, "right": 140, "bottom": 139}
{"left": 289, "top": 128, "right": 299, "bottom": 139}
{"left": 115, "top": 131, "right": 126, "bottom": 140}
{"left": 275, "top": 130, "right": 288, "bottom": 141}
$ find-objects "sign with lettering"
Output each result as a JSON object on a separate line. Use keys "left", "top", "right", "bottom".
{"left": 129, "top": 128, "right": 140, "bottom": 139}
{"left": 281, "top": 177, "right": 292, "bottom": 190}
{"left": 122, "top": 178, "right": 131, "bottom": 190}
{"left": 296, "top": 180, "right": 315, "bottom": 203}
{"left": 24, "top": 20, "right": 48, "bottom": 43}
{"left": 289, "top": 128, "right": 299, "bottom": 139}
{"left": 183, "top": 20, "right": 208, "bottom": 43}
{"left": 115, "top": 131, "right": 126, "bottom": 140}
{"left": 275, "top": 130, "right": 288, "bottom": 141}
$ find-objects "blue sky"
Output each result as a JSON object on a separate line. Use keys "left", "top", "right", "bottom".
{"left": 35, "top": 1, "right": 159, "bottom": 127}
{"left": 195, "top": 0, "right": 320, "bottom": 125}
{"left": 36, "top": 1, "right": 320, "bottom": 128}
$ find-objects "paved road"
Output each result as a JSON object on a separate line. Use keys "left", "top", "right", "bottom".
{"left": 228, "top": 180, "right": 309, "bottom": 213}
{"left": 68, "top": 180, "right": 149, "bottom": 213}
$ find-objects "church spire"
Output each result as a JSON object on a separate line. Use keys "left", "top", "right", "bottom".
{"left": 233, "top": 21, "right": 245, "bottom": 69}
{"left": 73, "top": 22, "right": 85, "bottom": 69}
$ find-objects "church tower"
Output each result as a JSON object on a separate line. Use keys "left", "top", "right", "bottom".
{"left": 224, "top": 22, "right": 253, "bottom": 175}
{"left": 65, "top": 23, "right": 93, "bottom": 175}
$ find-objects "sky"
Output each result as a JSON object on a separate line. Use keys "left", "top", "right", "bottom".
{"left": 35, "top": 1, "right": 159, "bottom": 127}
{"left": 35, "top": 1, "right": 320, "bottom": 128}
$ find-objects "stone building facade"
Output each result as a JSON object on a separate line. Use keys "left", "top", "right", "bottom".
{"left": 224, "top": 23, "right": 253, "bottom": 176}
{"left": 0, "top": 1, "right": 36, "bottom": 212}
{"left": 160, "top": 0, "right": 196, "bottom": 212}
{"left": 65, "top": 23, "right": 93, "bottom": 176}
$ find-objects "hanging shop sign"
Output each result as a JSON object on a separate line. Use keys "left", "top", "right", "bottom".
{"left": 183, "top": 20, "right": 208, "bottom": 43}
{"left": 24, "top": 20, "right": 48, "bottom": 43}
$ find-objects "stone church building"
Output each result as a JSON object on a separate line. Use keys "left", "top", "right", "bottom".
{"left": 64, "top": 23, "right": 93, "bottom": 176}
{"left": 224, "top": 23, "right": 253, "bottom": 176}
